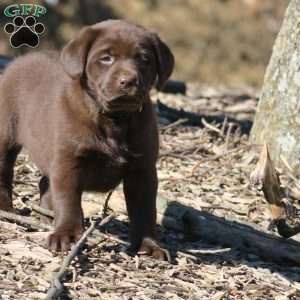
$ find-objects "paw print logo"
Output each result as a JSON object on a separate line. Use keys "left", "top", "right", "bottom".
{"left": 4, "top": 16, "right": 45, "bottom": 48}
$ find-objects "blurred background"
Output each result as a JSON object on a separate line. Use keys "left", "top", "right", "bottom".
{"left": 0, "top": 0, "right": 289, "bottom": 88}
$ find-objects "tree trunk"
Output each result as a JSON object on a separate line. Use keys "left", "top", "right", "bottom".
{"left": 251, "top": 0, "right": 300, "bottom": 174}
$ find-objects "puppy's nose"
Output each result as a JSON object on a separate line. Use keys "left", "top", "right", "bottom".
{"left": 118, "top": 75, "right": 138, "bottom": 90}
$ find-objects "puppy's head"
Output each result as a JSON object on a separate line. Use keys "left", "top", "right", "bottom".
{"left": 61, "top": 20, "right": 174, "bottom": 113}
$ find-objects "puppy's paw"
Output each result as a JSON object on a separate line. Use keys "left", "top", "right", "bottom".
{"left": 138, "top": 237, "right": 170, "bottom": 262}
{"left": 47, "top": 225, "right": 83, "bottom": 252}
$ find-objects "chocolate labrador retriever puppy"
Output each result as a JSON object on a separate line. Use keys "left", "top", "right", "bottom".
{"left": 0, "top": 20, "right": 174, "bottom": 259}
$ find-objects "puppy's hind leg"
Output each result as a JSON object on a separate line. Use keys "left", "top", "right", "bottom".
{"left": 0, "top": 143, "right": 21, "bottom": 211}
{"left": 39, "top": 176, "right": 53, "bottom": 224}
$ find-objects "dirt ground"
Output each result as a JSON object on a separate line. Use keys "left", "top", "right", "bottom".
{"left": 1, "top": 85, "right": 300, "bottom": 300}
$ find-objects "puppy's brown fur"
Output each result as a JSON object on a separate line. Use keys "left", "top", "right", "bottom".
{"left": 0, "top": 20, "right": 174, "bottom": 259}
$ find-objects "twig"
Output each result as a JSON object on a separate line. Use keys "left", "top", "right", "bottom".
{"left": 177, "top": 248, "right": 231, "bottom": 260}
{"left": 92, "top": 230, "right": 129, "bottom": 246}
{"left": 21, "top": 190, "right": 113, "bottom": 220}
{"left": 160, "top": 118, "right": 188, "bottom": 131}
{"left": 0, "top": 209, "right": 51, "bottom": 231}
{"left": 201, "top": 118, "right": 223, "bottom": 135}
{"left": 280, "top": 155, "right": 294, "bottom": 173}
{"left": 225, "top": 122, "right": 235, "bottom": 150}
{"left": 160, "top": 145, "right": 207, "bottom": 158}
{"left": 160, "top": 152, "right": 193, "bottom": 160}
{"left": 221, "top": 116, "right": 228, "bottom": 136}
{"left": 280, "top": 155, "right": 300, "bottom": 191}
{"left": 176, "top": 251, "right": 198, "bottom": 262}
{"left": 45, "top": 214, "right": 113, "bottom": 300}
{"left": 186, "top": 247, "right": 231, "bottom": 255}
{"left": 21, "top": 198, "right": 54, "bottom": 218}
{"left": 102, "top": 190, "right": 113, "bottom": 218}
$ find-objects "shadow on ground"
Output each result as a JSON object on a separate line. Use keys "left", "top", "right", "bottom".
{"left": 81, "top": 201, "right": 300, "bottom": 285}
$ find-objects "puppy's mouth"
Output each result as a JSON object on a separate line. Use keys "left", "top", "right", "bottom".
{"left": 107, "top": 95, "right": 144, "bottom": 113}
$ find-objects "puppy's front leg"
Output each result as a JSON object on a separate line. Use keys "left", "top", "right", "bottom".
{"left": 47, "top": 157, "right": 84, "bottom": 252}
{"left": 123, "top": 166, "right": 167, "bottom": 260}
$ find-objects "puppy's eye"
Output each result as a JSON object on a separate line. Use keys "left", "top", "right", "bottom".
{"left": 99, "top": 55, "right": 114, "bottom": 65}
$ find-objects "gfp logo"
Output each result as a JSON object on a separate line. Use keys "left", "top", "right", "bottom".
{"left": 3, "top": 4, "right": 47, "bottom": 48}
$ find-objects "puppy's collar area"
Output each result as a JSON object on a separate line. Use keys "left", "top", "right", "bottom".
{"left": 104, "top": 111, "right": 135, "bottom": 122}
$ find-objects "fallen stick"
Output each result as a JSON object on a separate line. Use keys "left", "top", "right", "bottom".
{"left": 96, "top": 192, "right": 300, "bottom": 266}
{"left": 45, "top": 215, "right": 113, "bottom": 300}
{"left": 181, "top": 207, "right": 300, "bottom": 265}
{"left": 0, "top": 209, "right": 51, "bottom": 231}
{"left": 250, "top": 143, "right": 300, "bottom": 238}
{"left": 22, "top": 198, "right": 55, "bottom": 218}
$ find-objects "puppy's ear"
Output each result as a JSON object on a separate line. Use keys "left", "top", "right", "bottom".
{"left": 151, "top": 34, "right": 175, "bottom": 90}
{"left": 61, "top": 26, "right": 96, "bottom": 79}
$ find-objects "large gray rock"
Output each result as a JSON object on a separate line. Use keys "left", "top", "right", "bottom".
{"left": 251, "top": 0, "right": 300, "bottom": 173}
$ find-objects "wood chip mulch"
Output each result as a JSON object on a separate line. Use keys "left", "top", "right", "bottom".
{"left": 1, "top": 84, "right": 300, "bottom": 300}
